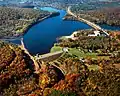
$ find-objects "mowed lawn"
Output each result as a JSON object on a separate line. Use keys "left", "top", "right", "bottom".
{"left": 68, "top": 48, "right": 97, "bottom": 58}
{"left": 50, "top": 46, "right": 62, "bottom": 53}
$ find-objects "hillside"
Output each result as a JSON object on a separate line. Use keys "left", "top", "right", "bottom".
{"left": 1, "top": 0, "right": 120, "bottom": 8}
{"left": 0, "top": 41, "right": 64, "bottom": 95}
{"left": 0, "top": 29, "right": 120, "bottom": 95}
{"left": 70, "top": 1, "right": 120, "bottom": 26}
{"left": 0, "top": 1, "right": 120, "bottom": 96}
{"left": 0, "top": 7, "right": 50, "bottom": 38}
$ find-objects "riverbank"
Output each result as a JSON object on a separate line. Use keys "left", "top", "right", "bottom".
{"left": 64, "top": 13, "right": 120, "bottom": 31}
{"left": 0, "top": 12, "right": 60, "bottom": 40}
{"left": 50, "top": 29, "right": 93, "bottom": 53}
{"left": 58, "top": 31, "right": 78, "bottom": 40}
{"left": 22, "top": 12, "right": 60, "bottom": 37}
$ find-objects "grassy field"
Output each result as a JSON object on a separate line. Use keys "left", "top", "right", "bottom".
{"left": 50, "top": 46, "right": 62, "bottom": 53}
{"left": 87, "top": 65, "right": 100, "bottom": 71}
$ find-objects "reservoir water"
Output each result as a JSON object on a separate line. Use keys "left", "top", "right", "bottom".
{"left": 10, "top": 7, "right": 120, "bottom": 55}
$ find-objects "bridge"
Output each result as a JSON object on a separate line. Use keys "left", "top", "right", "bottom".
{"left": 67, "top": 6, "right": 109, "bottom": 36}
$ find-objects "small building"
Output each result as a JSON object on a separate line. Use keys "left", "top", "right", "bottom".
{"left": 88, "top": 30, "right": 100, "bottom": 36}
{"left": 63, "top": 47, "right": 69, "bottom": 52}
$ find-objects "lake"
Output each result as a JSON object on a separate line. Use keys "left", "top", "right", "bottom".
{"left": 10, "top": 7, "right": 120, "bottom": 55}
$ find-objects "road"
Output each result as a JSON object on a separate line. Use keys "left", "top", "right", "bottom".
{"left": 67, "top": 6, "right": 109, "bottom": 36}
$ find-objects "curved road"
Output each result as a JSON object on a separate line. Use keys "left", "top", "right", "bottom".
{"left": 67, "top": 6, "right": 109, "bottom": 36}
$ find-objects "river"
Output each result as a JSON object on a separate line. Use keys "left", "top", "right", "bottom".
{"left": 9, "top": 7, "right": 120, "bottom": 55}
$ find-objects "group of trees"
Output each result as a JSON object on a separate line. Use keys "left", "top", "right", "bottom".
{"left": 72, "top": 6, "right": 120, "bottom": 26}
{"left": 47, "top": 53, "right": 120, "bottom": 96}
{"left": 0, "top": 6, "right": 50, "bottom": 38}
{"left": 0, "top": 42, "right": 35, "bottom": 95}
{"left": 0, "top": 42, "right": 65, "bottom": 96}
{"left": 59, "top": 33, "right": 119, "bottom": 53}
{"left": 49, "top": 52, "right": 120, "bottom": 96}
{"left": 86, "top": 7, "right": 120, "bottom": 26}
{"left": 82, "top": 63, "right": 120, "bottom": 96}
{"left": 46, "top": 29, "right": 120, "bottom": 95}
{"left": 0, "top": 29, "right": 120, "bottom": 96}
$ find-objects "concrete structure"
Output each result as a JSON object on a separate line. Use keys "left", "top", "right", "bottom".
{"left": 37, "top": 51, "right": 63, "bottom": 62}
{"left": 20, "top": 38, "right": 65, "bottom": 74}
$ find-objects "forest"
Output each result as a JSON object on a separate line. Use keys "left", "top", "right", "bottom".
{"left": 0, "top": 41, "right": 63, "bottom": 95}
{"left": 72, "top": 6, "right": 120, "bottom": 26}
{"left": 0, "top": 1, "right": 120, "bottom": 95}
{"left": 0, "top": 7, "right": 50, "bottom": 38}
{"left": 0, "top": 29, "right": 120, "bottom": 96}
{"left": 49, "top": 29, "right": 120, "bottom": 95}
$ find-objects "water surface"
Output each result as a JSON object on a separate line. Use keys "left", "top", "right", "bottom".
{"left": 10, "top": 7, "right": 120, "bottom": 55}
{"left": 23, "top": 7, "right": 91, "bottom": 55}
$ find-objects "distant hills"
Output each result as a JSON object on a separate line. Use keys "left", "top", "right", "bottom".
{"left": 0, "top": 0, "right": 120, "bottom": 8}
{"left": 0, "top": 0, "right": 116, "bottom": 4}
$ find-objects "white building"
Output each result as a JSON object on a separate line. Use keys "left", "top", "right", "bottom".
{"left": 63, "top": 47, "right": 69, "bottom": 52}
{"left": 88, "top": 31, "right": 100, "bottom": 36}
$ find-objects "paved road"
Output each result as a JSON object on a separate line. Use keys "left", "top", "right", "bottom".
{"left": 67, "top": 6, "right": 109, "bottom": 36}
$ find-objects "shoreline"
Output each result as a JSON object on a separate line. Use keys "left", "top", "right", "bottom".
{"left": 1, "top": 6, "right": 119, "bottom": 56}
{"left": 0, "top": 12, "right": 60, "bottom": 40}
{"left": 59, "top": 29, "right": 93, "bottom": 40}
{"left": 22, "top": 12, "right": 60, "bottom": 37}
{"left": 64, "top": 15, "right": 120, "bottom": 30}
